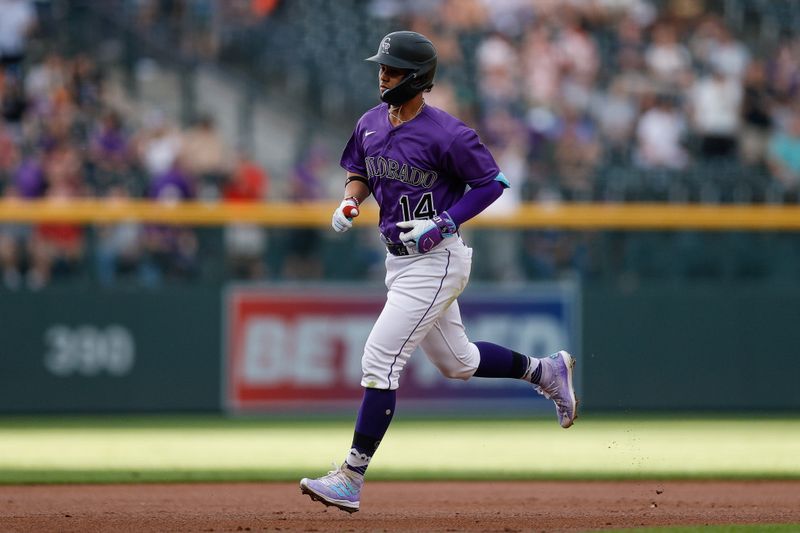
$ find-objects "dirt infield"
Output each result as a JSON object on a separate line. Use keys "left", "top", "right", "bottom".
{"left": 1, "top": 481, "right": 798, "bottom": 532}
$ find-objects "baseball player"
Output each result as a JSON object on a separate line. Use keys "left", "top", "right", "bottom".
{"left": 300, "top": 31, "right": 577, "bottom": 513}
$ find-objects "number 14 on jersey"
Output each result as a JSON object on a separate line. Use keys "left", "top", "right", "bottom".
{"left": 399, "top": 192, "right": 437, "bottom": 221}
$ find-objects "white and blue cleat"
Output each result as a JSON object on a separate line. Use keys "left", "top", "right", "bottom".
{"left": 300, "top": 464, "right": 363, "bottom": 513}
{"left": 535, "top": 350, "right": 578, "bottom": 428}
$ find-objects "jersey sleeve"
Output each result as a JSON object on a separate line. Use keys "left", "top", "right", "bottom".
{"left": 340, "top": 122, "right": 367, "bottom": 177}
{"left": 442, "top": 125, "right": 508, "bottom": 189}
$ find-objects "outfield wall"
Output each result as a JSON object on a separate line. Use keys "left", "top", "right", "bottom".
{"left": 0, "top": 288, "right": 221, "bottom": 412}
{"left": 584, "top": 282, "right": 800, "bottom": 410}
{"left": 1, "top": 282, "right": 798, "bottom": 413}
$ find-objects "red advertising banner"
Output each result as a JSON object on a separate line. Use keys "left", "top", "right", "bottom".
{"left": 224, "top": 285, "right": 578, "bottom": 413}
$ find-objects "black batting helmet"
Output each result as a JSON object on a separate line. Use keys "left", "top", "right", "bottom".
{"left": 365, "top": 31, "right": 437, "bottom": 106}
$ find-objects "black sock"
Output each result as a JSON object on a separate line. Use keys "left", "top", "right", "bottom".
{"left": 473, "top": 342, "right": 529, "bottom": 378}
{"left": 346, "top": 431, "right": 381, "bottom": 475}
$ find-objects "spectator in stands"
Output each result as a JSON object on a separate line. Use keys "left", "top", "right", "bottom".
{"left": 767, "top": 39, "right": 800, "bottom": 127}
{"left": 591, "top": 76, "right": 639, "bottom": 164}
{"left": 0, "top": 0, "right": 37, "bottom": 79}
{"left": 487, "top": 141, "right": 527, "bottom": 281}
{"left": 766, "top": 110, "right": 800, "bottom": 202}
{"left": 178, "top": 114, "right": 233, "bottom": 200}
{"left": 222, "top": 149, "right": 270, "bottom": 280}
{"left": 740, "top": 60, "right": 773, "bottom": 166}
{"left": 634, "top": 93, "right": 689, "bottom": 170}
{"left": 11, "top": 149, "right": 44, "bottom": 198}
{"left": 521, "top": 22, "right": 561, "bottom": 108}
{"left": 689, "top": 15, "right": 725, "bottom": 74}
{"left": 133, "top": 108, "right": 182, "bottom": 185}
{"left": 0, "top": 122, "right": 25, "bottom": 288}
{"left": 27, "top": 144, "right": 86, "bottom": 289}
{"left": 688, "top": 66, "right": 742, "bottom": 159}
{"left": 94, "top": 184, "right": 144, "bottom": 287}
{"left": 708, "top": 25, "right": 749, "bottom": 80}
{"left": 148, "top": 159, "right": 195, "bottom": 202}
{"left": 0, "top": 227, "right": 23, "bottom": 289}
{"left": 0, "top": 69, "right": 27, "bottom": 129}
{"left": 223, "top": 148, "right": 269, "bottom": 202}
{"left": 553, "top": 106, "right": 602, "bottom": 200}
{"left": 422, "top": 79, "right": 460, "bottom": 116}
{"left": 27, "top": 59, "right": 80, "bottom": 152}
{"left": 612, "top": 12, "right": 647, "bottom": 74}
{"left": 0, "top": 183, "right": 27, "bottom": 290}
{"left": 478, "top": 0, "right": 531, "bottom": 38}
{"left": 437, "top": 0, "right": 486, "bottom": 33}
{"left": 557, "top": 13, "right": 599, "bottom": 87}
{"left": 140, "top": 161, "right": 199, "bottom": 284}
{"left": 614, "top": 38, "right": 653, "bottom": 101}
{"left": 24, "top": 52, "right": 66, "bottom": 111}
{"left": 644, "top": 22, "right": 692, "bottom": 90}
{"left": 0, "top": 118, "right": 19, "bottom": 182}
{"left": 88, "top": 110, "right": 132, "bottom": 194}
{"left": 475, "top": 32, "right": 519, "bottom": 112}
{"left": 69, "top": 54, "right": 103, "bottom": 110}
{"left": 283, "top": 144, "right": 329, "bottom": 279}
{"left": 765, "top": 37, "right": 800, "bottom": 108}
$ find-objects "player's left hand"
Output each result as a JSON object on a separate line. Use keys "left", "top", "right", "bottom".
{"left": 396, "top": 211, "right": 457, "bottom": 253}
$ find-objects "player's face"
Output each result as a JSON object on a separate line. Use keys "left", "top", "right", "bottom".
{"left": 379, "top": 64, "right": 408, "bottom": 94}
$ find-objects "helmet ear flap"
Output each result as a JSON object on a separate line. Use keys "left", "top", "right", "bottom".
{"left": 380, "top": 72, "right": 419, "bottom": 106}
{"left": 409, "top": 60, "right": 436, "bottom": 92}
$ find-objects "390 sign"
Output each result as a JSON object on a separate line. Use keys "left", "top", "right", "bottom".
{"left": 44, "top": 325, "right": 136, "bottom": 377}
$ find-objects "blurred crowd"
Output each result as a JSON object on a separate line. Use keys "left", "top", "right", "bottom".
{"left": 2, "top": 0, "right": 800, "bottom": 289}
{"left": 110, "top": 0, "right": 800, "bottom": 202}
{"left": 384, "top": 0, "right": 800, "bottom": 205}
{"left": 0, "top": 0, "right": 275, "bottom": 289}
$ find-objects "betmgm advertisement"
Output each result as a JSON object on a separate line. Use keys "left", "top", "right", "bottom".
{"left": 224, "top": 283, "right": 580, "bottom": 415}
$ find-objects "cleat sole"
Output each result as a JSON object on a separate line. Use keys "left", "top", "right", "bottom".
{"left": 561, "top": 351, "right": 578, "bottom": 429}
{"left": 300, "top": 482, "right": 359, "bottom": 513}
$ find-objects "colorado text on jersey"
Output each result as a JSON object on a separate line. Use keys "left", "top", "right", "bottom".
{"left": 364, "top": 155, "right": 438, "bottom": 188}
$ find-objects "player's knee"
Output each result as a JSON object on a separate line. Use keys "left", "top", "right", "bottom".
{"left": 438, "top": 367, "right": 472, "bottom": 380}
{"left": 425, "top": 343, "right": 479, "bottom": 381}
{"left": 433, "top": 359, "right": 474, "bottom": 381}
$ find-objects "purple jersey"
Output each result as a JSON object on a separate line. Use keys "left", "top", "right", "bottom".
{"left": 340, "top": 103, "right": 506, "bottom": 244}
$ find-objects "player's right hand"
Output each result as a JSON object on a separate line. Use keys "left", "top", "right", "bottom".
{"left": 332, "top": 197, "right": 360, "bottom": 232}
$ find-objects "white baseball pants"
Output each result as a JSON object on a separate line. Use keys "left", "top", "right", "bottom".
{"left": 361, "top": 237, "right": 480, "bottom": 389}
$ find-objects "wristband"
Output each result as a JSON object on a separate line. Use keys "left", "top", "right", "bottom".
{"left": 432, "top": 212, "right": 457, "bottom": 237}
{"left": 345, "top": 175, "right": 371, "bottom": 192}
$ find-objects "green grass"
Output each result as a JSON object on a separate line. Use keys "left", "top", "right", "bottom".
{"left": 0, "top": 415, "right": 798, "bottom": 484}
{"left": 608, "top": 526, "right": 800, "bottom": 533}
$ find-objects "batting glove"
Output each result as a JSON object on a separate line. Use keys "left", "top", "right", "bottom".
{"left": 396, "top": 211, "right": 457, "bottom": 253}
{"left": 332, "top": 197, "right": 360, "bottom": 233}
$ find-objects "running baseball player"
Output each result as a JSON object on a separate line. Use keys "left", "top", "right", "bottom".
{"left": 300, "top": 31, "right": 577, "bottom": 513}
